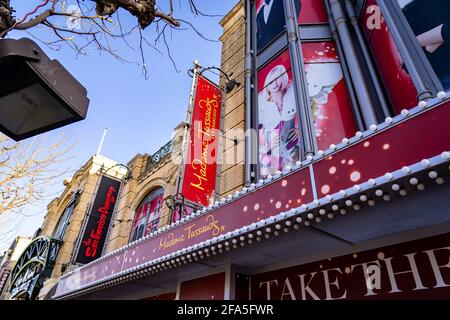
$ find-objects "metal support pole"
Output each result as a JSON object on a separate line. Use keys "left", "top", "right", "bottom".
{"left": 376, "top": 0, "right": 442, "bottom": 100}
{"left": 251, "top": 0, "right": 260, "bottom": 182}
{"left": 284, "top": 0, "right": 316, "bottom": 158}
{"left": 325, "top": 0, "right": 365, "bottom": 131}
{"left": 327, "top": 0, "right": 378, "bottom": 127}
{"left": 344, "top": 0, "right": 391, "bottom": 118}
{"left": 172, "top": 61, "right": 201, "bottom": 222}
{"left": 245, "top": 0, "right": 254, "bottom": 186}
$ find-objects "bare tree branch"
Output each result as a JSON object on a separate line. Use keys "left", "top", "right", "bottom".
{"left": 0, "top": 133, "right": 76, "bottom": 216}
{"left": 0, "top": 0, "right": 223, "bottom": 75}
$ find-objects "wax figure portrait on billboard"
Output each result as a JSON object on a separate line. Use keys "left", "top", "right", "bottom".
{"left": 256, "top": 0, "right": 301, "bottom": 51}
{"left": 302, "top": 42, "right": 356, "bottom": 150}
{"left": 258, "top": 50, "right": 300, "bottom": 177}
{"left": 399, "top": 0, "right": 450, "bottom": 90}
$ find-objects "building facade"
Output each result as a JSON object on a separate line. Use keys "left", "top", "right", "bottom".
{"left": 0, "top": 236, "right": 31, "bottom": 299}
{"left": 8, "top": 0, "right": 450, "bottom": 300}
{"left": 2, "top": 121, "right": 187, "bottom": 300}
{"left": 2, "top": 155, "right": 128, "bottom": 299}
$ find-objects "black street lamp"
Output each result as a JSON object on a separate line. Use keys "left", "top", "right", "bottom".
{"left": 0, "top": 38, "right": 89, "bottom": 141}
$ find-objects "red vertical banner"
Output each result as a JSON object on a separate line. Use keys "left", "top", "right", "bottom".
{"left": 181, "top": 75, "right": 223, "bottom": 207}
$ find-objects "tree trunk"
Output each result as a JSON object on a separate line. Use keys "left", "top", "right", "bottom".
{"left": 0, "top": 0, "right": 14, "bottom": 34}
{"left": 95, "top": 0, "right": 157, "bottom": 29}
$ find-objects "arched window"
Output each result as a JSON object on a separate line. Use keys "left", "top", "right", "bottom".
{"left": 52, "top": 193, "right": 79, "bottom": 240}
{"left": 130, "top": 187, "right": 164, "bottom": 243}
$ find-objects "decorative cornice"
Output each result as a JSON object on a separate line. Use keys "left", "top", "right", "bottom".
{"left": 220, "top": 0, "right": 244, "bottom": 28}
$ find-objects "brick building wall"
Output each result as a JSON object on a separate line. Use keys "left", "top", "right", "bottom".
{"left": 218, "top": 0, "right": 246, "bottom": 198}
{"left": 37, "top": 155, "right": 126, "bottom": 299}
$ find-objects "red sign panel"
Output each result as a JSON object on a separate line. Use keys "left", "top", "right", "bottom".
{"left": 182, "top": 76, "right": 222, "bottom": 206}
{"left": 257, "top": 43, "right": 357, "bottom": 176}
{"left": 251, "top": 232, "right": 450, "bottom": 300}
{"left": 179, "top": 272, "right": 226, "bottom": 300}
{"left": 313, "top": 102, "right": 450, "bottom": 197}
{"left": 362, "top": 0, "right": 418, "bottom": 113}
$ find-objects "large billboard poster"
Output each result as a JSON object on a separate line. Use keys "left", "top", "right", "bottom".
{"left": 398, "top": 0, "right": 450, "bottom": 91}
{"left": 75, "top": 176, "right": 121, "bottom": 264}
{"left": 256, "top": 0, "right": 327, "bottom": 51}
{"left": 302, "top": 42, "right": 356, "bottom": 150}
{"left": 181, "top": 75, "right": 222, "bottom": 207}
{"left": 362, "top": 0, "right": 418, "bottom": 113}
{"left": 258, "top": 49, "right": 300, "bottom": 177}
{"left": 257, "top": 44, "right": 356, "bottom": 176}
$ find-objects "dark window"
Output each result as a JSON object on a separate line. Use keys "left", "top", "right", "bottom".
{"left": 130, "top": 187, "right": 164, "bottom": 243}
{"left": 399, "top": 0, "right": 450, "bottom": 90}
{"left": 52, "top": 195, "right": 79, "bottom": 240}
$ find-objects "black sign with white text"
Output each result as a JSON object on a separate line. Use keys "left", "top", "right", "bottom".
{"left": 75, "top": 176, "right": 121, "bottom": 264}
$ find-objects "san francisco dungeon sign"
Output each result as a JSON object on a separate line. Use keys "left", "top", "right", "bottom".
{"left": 75, "top": 176, "right": 121, "bottom": 264}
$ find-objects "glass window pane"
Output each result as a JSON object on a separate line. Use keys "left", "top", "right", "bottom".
{"left": 398, "top": 0, "right": 450, "bottom": 90}
{"left": 52, "top": 201, "right": 76, "bottom": 240}
{"left": 130, "top": 187, "right": 164, "bottom": 242}
{"left": 257, "top": 0, "right": 324, "bottom": 52}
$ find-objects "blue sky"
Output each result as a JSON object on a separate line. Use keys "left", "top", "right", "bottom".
{"left": 0, "top": 0, "right": 238, "bottom": 253}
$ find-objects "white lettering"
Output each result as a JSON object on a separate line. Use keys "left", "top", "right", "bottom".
{"left": 383, "top": 253, "right": 426, "bottom": 293}
{"left": 322, "top": 267, "right": 347, "bottom": 300}
{"left": 351, "top": 260, "right": 382, "bottom": 296}
{"left": 281, "top": 278, "right": 296, "bottom": 300}
{"left": 423, "top": 246, "right": 450, "bottom": 288}
{"left": 259, "top": 280, "right": 278, "bottom": 300}
{"left": 366, "top": 264, "right": 381, "bottom": 291}
{"left": 366, "top": 5, "right": 381, "bottom": 30}
{"left": 298, "top": 273, "right": 320, "bottom": 300}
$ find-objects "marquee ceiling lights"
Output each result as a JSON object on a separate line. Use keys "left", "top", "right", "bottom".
{"left": 55, "top": 150, "right": 450, "bottom": 299}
